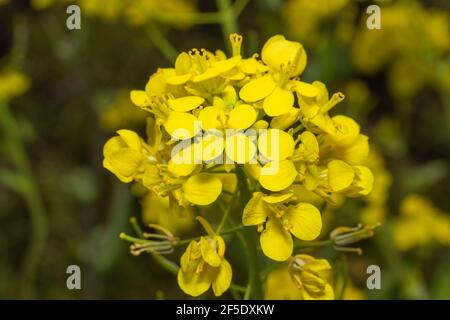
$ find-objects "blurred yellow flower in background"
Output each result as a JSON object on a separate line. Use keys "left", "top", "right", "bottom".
{"left": 393, "top": 194, "right": 450, "bottom": 251}
{"left": 100, "top": 90, "right": 148, "bottom": 132}
{"left": 351, "top": 1, "right": 450, "bottom": 98}
{"left": 283, "top": 0, "right": 356, "bottom": 48}
{"left": 141, "top": 192, "right": 196, "bottom": 235}
{"left": 0, "top": 69, "right": 30, "bottom": 100}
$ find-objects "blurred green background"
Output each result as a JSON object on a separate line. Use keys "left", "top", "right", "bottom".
{"left": 0, "top": 0, "right": 449, "bottom": 299}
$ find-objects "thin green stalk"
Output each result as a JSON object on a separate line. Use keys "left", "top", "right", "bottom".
{"left": 129, "top": 216, "right": 143, "bottom": 237}
{"left": 153, "top": 11, "right": 222, "bottom": 25}
{"left": 233, "top": 0, "right": 251, "bottom": 17}
{"left": 216, "top": 190, "right": 238, "bottom": 233}
{"left": 294, "top": 239, "right": 333, "bottom": 251}
{"left": 236, "top": 165, "right": 263, "bottom": 299}
{"left": 292, "top": 123, "right": 305, "bottom": 135}
{"left": 125, "top": 219, "right": 179, "bottom": 275}
{"left": 217, "top": 0, "right": 239, "bottom": 55}
{"left": 0, "top": 100, "right": 48, "bottom": 299}
{"left": 337, "top": 256, "right": 349, "bottom": 300}
{"left": 147, "top": 25, "right": 177, "bottom": 63}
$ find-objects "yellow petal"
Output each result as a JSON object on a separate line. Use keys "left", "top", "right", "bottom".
{"left": 117, "top": 129, "right": 141, "bottom": 151}
{"left": 263, "top": 87, "right": 294, "bottom": 117}
{"left": 299, "top": 131, "right": 319, "bottom": 161}
{"left": 221, "top": 85, "right": 238, "bottom": 107}
{"left": 166, "top": 73, "right": 192, "bottom": 85}
{"left": 107, "top": 148, "right": 141, "bottom": 180}
{"left": 142, "top": 165, "right": 161, "bottom": 188}
{"left": 302, "top": 258, "right": 332, "bottom": 274}
{"left": 239, "top": 58, "right": 269, "bottom": 74}
{"left": 252, "top": 119, "right": 269, "bottom": 130}
{"left": 304, "top": 164, "right": 320, "bottom": 191}
{"left": 330, "top": 115, "right": 360, "bottom": 143}
{"left": 239, "top": 75, "right": 276, "bottom": 102}
{"left": 258, "top": 129, "right": 295, "bottom": 161}
{"left": 145, "top": 68, "right": 175, "bottom": 97}
{"left": 225, "top": 132, "right": 257, "bottom": 164}
{"left": 260, "top": 218, "right": 293, "bottom": 261}
{"left": 336, "top": 134, "right": 369, "bottom": 165}
{"left": 212, "top": 260, "right": 232, "bottom": 296}
{"left": 312, "top": 81, "right": 329, "bottom": 104}
{"left": 303, "top": 283, "right": 335, "bottom": 300}
{"left": 193, "top": 56, "right": 241, "bottom": 82}
{"left": 198, "top": 106, "right": 225, "bottom": 130}
{"left": 168, "top": 96, "right": 205, "bottom": 112}
{"left": 261, "top": 35, "right": 307, "bottom": 76}
{"left": 328, "top": 160, "right": 355, "bottom": 192}
{"left": 211, "top": 56, "right": 241, "bottom": 74}
{"left": 259, "top": 160, "right": 297, "bottom": 192}
{"left": 201, "top": 131, "right": 225, "bottom": 162}
{"left": 174, "top": 52, "right": 192, "bottom": 73}
{"left": 183, "top": 173, "right": 222, "bottom": 205}
{"left": 262, "top": 192, "right": 294, "bottom": 204}
{"left": 177, "top": 269, "right": 212, "bottom": 297}
{"left": 270, "top": 108, "right": 300, "bottom": 130}
{"left": 243, "top": 193, "right": 268, "bottom": 226}
{"left": 285, "top": 203, "right": 322, "bottom": 241}
{"left": 130, "top": 90, "right": 149, "bottom": 107}
{"left": 228, "top": 104, "right": 257, "bottom": 130}
{"left": 200, "top": 237, "right": 222, "bottom": 267}
{"left": 103, "top": 136, "right": 126, "bottom": 158}
{"left": 354, "top": 166, "right": 374, "bottom": 196}
{"left": 168, "top": 160, "right": 198, "bottom": 178}
{"left": 295, "top": 81, "right": 319, "bottom": 98}
{"left": 165, "top": 111, "right": 200, "bottom": 140}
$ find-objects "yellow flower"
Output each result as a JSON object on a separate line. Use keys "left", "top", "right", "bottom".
{"left": 325, "top": 115, "right": 369, "bottom": 161}
{"left": 239, "top": 35, "right": 307, "bottom": 117}
{"left": 282, "top": 0, "right": 354, "bottom": 49}
{"left": 265, "top": 265, "right": 303, "bottom": 300}
{"left": 297, "top": 81, "right": 345, "bottom": 135}
{"left": 361, "top": 148, "right": 392, "bottom": 225}
{"left": 327, "top": 160, "right": 373, "bottom": 197}
{"left": 393, "top": 195, "right": 450, "bottom": 251}
{"left": 292, "top": 131, "right": 320, "bottom": 191}
{"left": 178, "top": 217, "right": 232, "bottom": 297}
{"left": 103, "top": 130, "right": 149, "bottom": 183}
{"left": 257, "top": 129, "right": 298, "bottom": 191}
{"left": 100, "top": 90, "right": 148, "bottom": 132}
{"left": 288, "top": 254, "right": 334, "bottom": 300}
{"left": 265, "top": 255, "right": 335, "bottom": 300}
{"left": 0, "top": 69, "right": 30, "bottom": 100}
{"left": 243, "top": 192, "right": 322, "bottom": 261}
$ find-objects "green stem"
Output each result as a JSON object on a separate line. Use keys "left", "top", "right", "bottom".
{"left": 153, "top": 11, "right": 222, "bottom": 25}
{"left": 294, "top": 239, "right": 333, "bottom": 251}
{"left": 216, "top": 190, "right": 238, "bottom": 234}
{"left": 236, "top": 165, "right": 263, "bottom": 299}
{"left": 147, "top": 25, "right": 177, "bottom": 63}
{"left": 217, "top": 0, "right": 238, "bottom": 55}
{"left": 292, "top": 123, "right": 305, "bottom": 135}
{"left": 0, "top": 100, "right": 48, "bottom": 299}
{"left": 233, "top": 0, "right": 251, "bottom": 17}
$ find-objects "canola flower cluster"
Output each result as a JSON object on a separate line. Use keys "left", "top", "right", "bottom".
{"left": 103, "top": 34, "right": 374, "bottom": 299}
